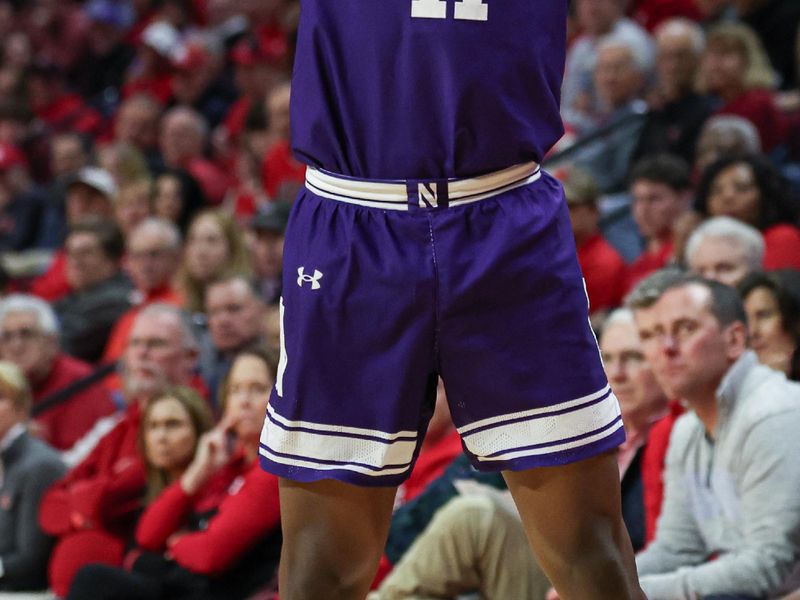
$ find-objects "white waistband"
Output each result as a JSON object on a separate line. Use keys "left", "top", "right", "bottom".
{"left": 305, "top": 162, "right": 542, "bottom": 210}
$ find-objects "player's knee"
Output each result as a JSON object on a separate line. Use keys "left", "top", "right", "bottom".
{"left": 281, "top": 534, "right": 378, "bottom": 599}
{"left": 282, "top": 561, "right": 372, "bottom": 600}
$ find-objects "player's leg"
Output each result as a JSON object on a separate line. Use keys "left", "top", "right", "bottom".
{"left": 504, "top": 453, "right": 645, "bottom": 600}
{"left": 277, "top": 478, "right": 397, "bottom": 600}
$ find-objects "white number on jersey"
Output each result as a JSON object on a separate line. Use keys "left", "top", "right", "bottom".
{"left": 411, "top": 0, "right": 488, "bottom": 21}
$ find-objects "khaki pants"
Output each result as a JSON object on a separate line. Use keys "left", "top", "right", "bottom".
{"left": 370, "top": 495, "right": 551, "bottom": 600}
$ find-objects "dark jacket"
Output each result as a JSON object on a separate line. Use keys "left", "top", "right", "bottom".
{"left": 0, "top": 430, "right": 67, "bottom": 591}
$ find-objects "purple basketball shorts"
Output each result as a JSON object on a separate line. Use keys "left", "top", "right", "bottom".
{"left": 259, "top": 162, "right": 624, "bottom": 486}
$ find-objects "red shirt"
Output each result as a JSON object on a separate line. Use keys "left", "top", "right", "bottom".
{"left": 30, "top": 250, "right": 70, "bottom": 302}
{"left": 576, "top": 233, "right": 627, "bottom": 314}
{"left": 631, "top": 0, "right": 702, "bottom": 30}
{"left": 397, "top": 430, "right": 462, "bottom": 506}
{"left": 763, "top": 223, "right": 800, "bottom": 270}
{"left": 261, "top": 139, "right": 306, "bottom": 200}
{"left": 39, "top": 401, "right": 145, "bottom": 538}
{"left": 33, "top": 353, "right": 118, "bottom": 452}
{"left": 136, "top": 456, "right": 280, "bottom": 576}
{"left": 716, "top": 88, "right": 786, "bottom": 152}
{"left": 222, "top": 97, "right": 253, "bottom": 143}
{"left": 624, "top": 238, "right": 674, "bottom": 295}
{"left": 641, "top": 401, "right": 685, "bottom": 545}
{"left": 188, "top": 158, "right": 231, "bottom": 205}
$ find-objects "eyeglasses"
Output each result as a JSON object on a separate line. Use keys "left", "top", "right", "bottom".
{"left": 0, "top": 328, "right": 43, "bottom": 344}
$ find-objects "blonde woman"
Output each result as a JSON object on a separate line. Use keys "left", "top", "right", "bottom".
{"left": 177, "top": 210, "right": 252, "bottom": 314}
{"left": 0, "top": 361, "right": 66, "bottom": 591}
{"left": 699, "top": 22, "right": 786, "bottom": 151}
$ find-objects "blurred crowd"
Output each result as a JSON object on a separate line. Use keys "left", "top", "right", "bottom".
{"left": 0, "top": 0, "right": 799, "bottom": 598}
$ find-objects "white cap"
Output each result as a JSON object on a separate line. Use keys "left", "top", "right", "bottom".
{"left": 69, "top": 167, "right": 117, "bottom": 200}
{"left": 141, "top": 21, "right": 181, "bottom": 57}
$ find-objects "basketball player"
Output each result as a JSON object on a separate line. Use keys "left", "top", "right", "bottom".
{"left": 259, "top": 1, "right": 646, "bottom": 598}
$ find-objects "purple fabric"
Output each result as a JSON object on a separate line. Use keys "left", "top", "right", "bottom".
{"left": 290, "top": 0, "right": 568, "bottom": 179}
{"left": 259, "top": 173, "right": 624, "bottom": 486}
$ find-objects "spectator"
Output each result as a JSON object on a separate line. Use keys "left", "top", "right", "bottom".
{"left": 559, "top": 166, "right": 626, "bottom": 320}
{"left": 261, "top": 81, "right": 305, "bottom": 202}
{"left": 217, "top": 35, "right": 287, "bottom": 154}
{"left": 700, "top": 22, "right": 786, "bottom": 151}
{"left": 736, "top": 0, "right": 800, "bottom": 90}
{"left": 372, "top": 308, "right": 670, "bottom": 599}
{"left": 248, "top": 201, "right": 290, "bottom": 305}
{"left": 695, "top": 154, "right": 800, "bottom": 269}
{"left": 178, "top": 210, "right": 251, "bottom": 314}
{"left": 122, "top": 20, "right": 181, "bottom": 105}
{"left": 738, "top": 269, "right": 800, "bottom": 380}
{"left": 25, "top": 62, "right": 104, "bottom": 139}
{"left": 137, "top": 386, "right": 214, "bottom": 505}
{"left": 634, "top": 18, "right": 714, "bottom": 163}
{"left": 0, "top": 142, "right": 51, "bottom": 251}
{"left": 200, "top": 275, "right": 265, "bottom": 406}
{"left": 160, "top": 106, "right": 229, "bottom": 204}
{"left": 625, "top": 154, "right": 693, "bottom": 291}
{"left": 78, "top": 0, "right": 136, "bottom": 112}
{"left": 0, "top": 361, "right": 67, "bottom": 592}
{"left": 114, "top": 177, "right": 152, "bottom": 239}
{"left": 50, "top": 132, "right": 91, "bottom": 183}
{"left": 39, "top": 303, "right": 201, "bottom": 597}
{"left": 103, "top": 218, "right": 183, "bottom": 364}
{"left": 627, "top": 270, "right": 800, "bottom": 599}
{"left": 571, "top": 36, "right": 651, "bottom": 194}
{"left": 113, "top": 94, "right": 164, "bottom": 174}
{"left": 152, "top": 169, "right": 206, "bottom": 234}
{"left": 55, "top": 219, "right": 133, "bottom": 363}
{"left": 0, "top": 294, "right": 117, "bottom": 455}
{"left": 170, "top": 38, "right": 235, "bottom": 129}
{"left": 685, "top": 216, "right": 765, "bottom": 286}
{"left": 97, "top": 141, "right": 150, "bottom": 188}
{"left": 30, "top": 166, "right": 119, "bottom": 302}
{"left": 694, "top": 115, "right": 762, "bottom": 175}
{"left": 67, "top": 348, "right": 281, "bottom": 600}
{"left": 562, "top": 0, "right": 655, "bottom": 131}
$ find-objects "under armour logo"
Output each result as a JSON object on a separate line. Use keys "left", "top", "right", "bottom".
{"left": 297, "top": 267, "right": 323, "bottom": 290}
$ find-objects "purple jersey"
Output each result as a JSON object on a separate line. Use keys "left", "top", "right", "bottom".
{"left": 291, "top": 0, "right": 568, "bottom": 180}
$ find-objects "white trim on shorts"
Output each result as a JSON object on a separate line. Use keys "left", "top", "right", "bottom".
{"left": 305, "top": 161, "right": 542, "bottom": 210}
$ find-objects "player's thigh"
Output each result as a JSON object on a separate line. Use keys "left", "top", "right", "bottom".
{"left": 502, "top": 451, "right": 624, "bottom": 565}
{"left": 279, "top": 477, "right": 399, "bottom": 562}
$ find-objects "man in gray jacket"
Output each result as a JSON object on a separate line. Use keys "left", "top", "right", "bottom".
{"left": 0, "top": 361, "right": 66, "bottom": 591}
{"left": 627, "top": 270, "right": 800, "bottom": 600}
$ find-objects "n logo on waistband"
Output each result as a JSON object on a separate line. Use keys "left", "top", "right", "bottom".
{"left": 418, "top": 182, "right": 441, "bottom": 208}
{"left": 297, "top": 267, "right": 323, "bottom": 290}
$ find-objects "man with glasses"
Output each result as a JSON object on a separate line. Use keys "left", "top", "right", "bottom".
{"left": 54, "top": 219, "right": 133, "bottom": 363}
{"left": 102, "top": 218, "right": 183, "bottom": 364}
{"left": 627, "top": 270, "right": 800, "bottom": 599}
{"left": 39, "top": 303, "right": 201, "bottom": 597}
{"left": 0, "top": 295, "right": 116, "bottom": 456}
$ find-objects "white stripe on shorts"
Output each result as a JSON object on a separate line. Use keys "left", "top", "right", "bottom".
{"left": 260, "top": 406, "right": 418, "bottom": 475}
{"left": 458, "top": 387, "right": 623, "bottom": 462}
{"left": 305, "top": 161, "right": 542, "bottom": 210}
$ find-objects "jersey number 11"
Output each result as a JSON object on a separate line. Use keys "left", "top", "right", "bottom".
{"left": 411, "top": 0, "right": 489, "bottom": 21}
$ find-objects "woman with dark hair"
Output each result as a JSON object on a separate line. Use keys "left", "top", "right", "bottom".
{"left": 738, "top": 270, "right": 800, "bottom": 381}
{"left": 152, "top": 169, "right": 207, "bottom": 235}
{"left": 694, "top": 154, "right": 800, "bottom": 269}
{"left": 67, "top": 347, "right": 281, "bottom": 600}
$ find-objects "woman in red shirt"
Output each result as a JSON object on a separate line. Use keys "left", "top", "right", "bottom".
{"left": 67, "top": 348, "right": 281, "bottom": 600}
